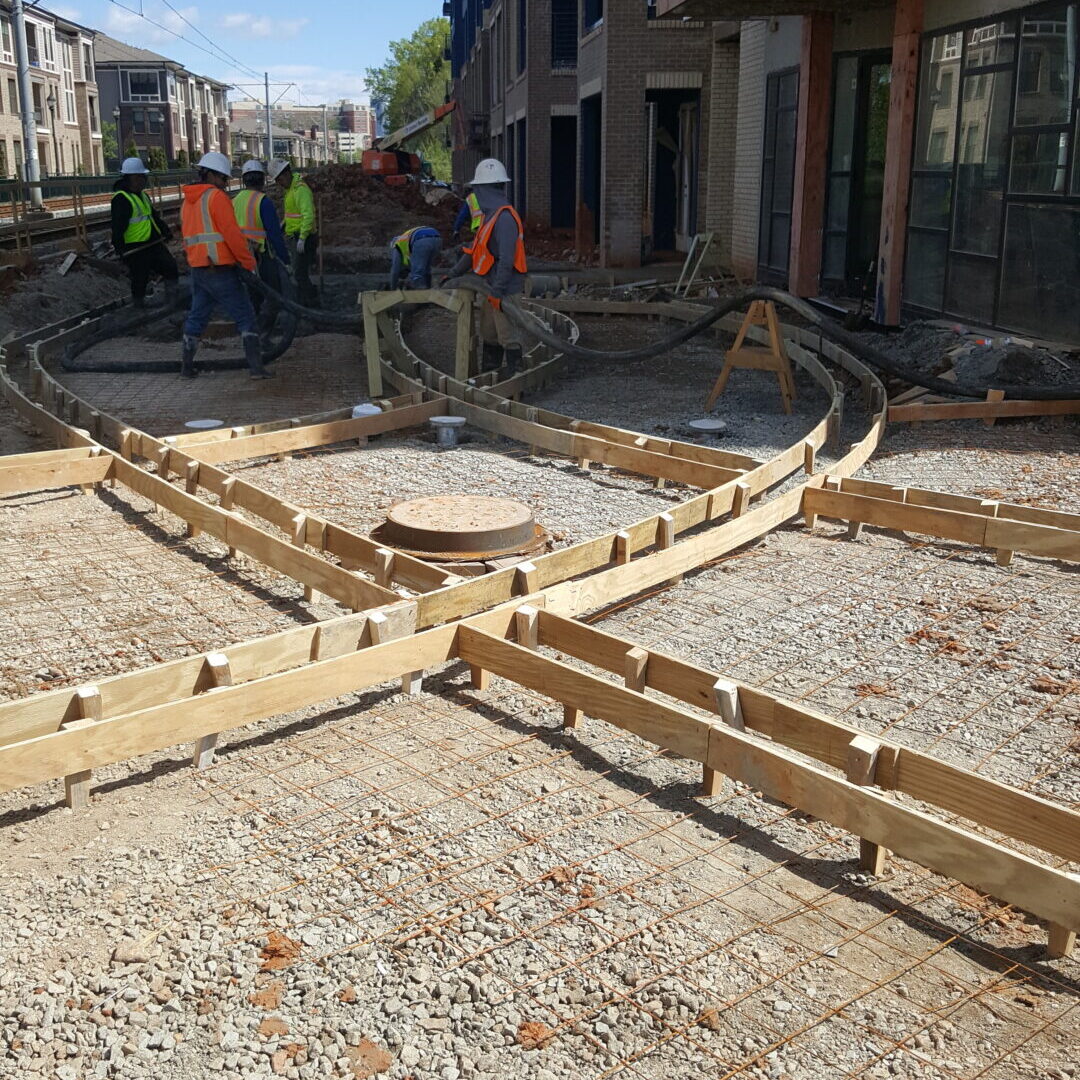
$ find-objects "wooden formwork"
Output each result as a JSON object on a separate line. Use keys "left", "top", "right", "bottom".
{"left": 1, "top": 294, "right": 1077, "bottom": 959}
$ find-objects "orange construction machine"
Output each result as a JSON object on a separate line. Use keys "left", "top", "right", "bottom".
{"left": 362, "top": 101, "right": 457, "bottom": 185}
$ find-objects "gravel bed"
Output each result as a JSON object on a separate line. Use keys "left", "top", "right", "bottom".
{"left": 236, "top": 434, "right": 692, "bottom": 551}
{"left": 403, "top": 310, "right": 834, "bottom": 463}
{"left": 2, "top": 669, "right": 1076, "bottom": 1080}
{"left": 0, "top": 485, "right": 314, "bottom": 700}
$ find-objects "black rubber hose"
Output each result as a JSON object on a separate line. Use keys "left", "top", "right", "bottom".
{"left": 61, "top": 277, "right": 299, "bottom": 373}
{"left": 238, "top": 269, "right": 365, "bottom": 329}
{"left": 445, "top": 275, "right": 1080, "bottom": 402}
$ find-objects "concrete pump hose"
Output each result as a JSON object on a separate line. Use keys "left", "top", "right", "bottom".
{"left": 61, "top": 280, "right": 299, "bottom": 373}
{"left": 442, "top": 275, "right": 1080, "bottom": 403}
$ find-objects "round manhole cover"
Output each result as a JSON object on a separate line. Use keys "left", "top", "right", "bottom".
{"left": 375, "top": 495, "right": 546, "bottom": 558}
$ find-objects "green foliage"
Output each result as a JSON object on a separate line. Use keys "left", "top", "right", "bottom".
{"left": 147, "top": 146, "right": 168, "bottom": 172}
{"left": 124, "top": 140, "right": 138, "bottom": 159}
{"left": 101, "top": 121, "right": 118, "bottom": 163}
{"left": 175, "top": 149, "right": 189, "bottom": 169}
{"left": 364, "top": 18, "right": 451, "bottom": 181}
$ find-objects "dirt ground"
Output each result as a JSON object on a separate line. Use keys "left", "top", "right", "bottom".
{"left": 0, "top": 288, "right": 1078, "bottom": 1080}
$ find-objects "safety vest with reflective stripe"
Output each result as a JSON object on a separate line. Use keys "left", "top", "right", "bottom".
{"left": 393, "top": 226, "right": 437, "bottom": 267}
{"left": 466, "top": 205, "right": 528, "bottom": 277}
{"left": 119, "top": 190, "right": 158, "bottom": 245}
{"left": 182, "top": 188, "right": 226, "bottom": 266}
{"left": 233, "top": 189, "right": 266, "bottom": 251}
{"left": 466, "top": 192, "right": 482, "bottom": 233}
{"left": 283, "top": 177, "right": 315, "bottom": 238}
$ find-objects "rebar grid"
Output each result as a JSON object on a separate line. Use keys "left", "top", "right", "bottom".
{"left": 187, "top": 674, "right": 1079, "bottom": 1080}
{"left": 0, "top": 486, "right": 312, "bottom": 700}
{"left": 602, "top": 525, "right": 1080, "bottom": 815}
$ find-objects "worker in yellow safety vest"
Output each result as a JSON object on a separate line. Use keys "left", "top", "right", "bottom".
{"left": 388, "top": 225, "right": 443, "bottom": 290}
{"left": 110, "top": 157, "right": 178, "bottom": 308}
{"left": 453, "top": 189, "right": 483, "bottom": 242}
{"left": 447, "top": 158, "right": 528, "bottom": 375}
{"left": 268, "top": 160, "right": 318, "bottom": 305}
{"left": 235, "top": 160, "right": 291, "bottom": 339}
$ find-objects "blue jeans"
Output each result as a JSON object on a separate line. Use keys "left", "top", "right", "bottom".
{"left": 389, "top": 235, "right": 443, "bottom": 290}
{"left": 184, "top": 265, "right": 257, "bottom": 337}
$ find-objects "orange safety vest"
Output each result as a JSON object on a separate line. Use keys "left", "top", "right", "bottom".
{"left": 182, "top": 188, "right": 231, "bottom": 267}
{"left": 467, "top": 205, "right": 528, "bottom": 277}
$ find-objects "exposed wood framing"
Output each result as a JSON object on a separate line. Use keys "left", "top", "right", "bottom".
{"left": 889, "top": 397, "right": 1080, "bottom": 423}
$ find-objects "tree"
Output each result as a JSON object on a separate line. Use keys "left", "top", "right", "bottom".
{"left": 101, "top": 121, "right": 118, "bottom": 165}
{"left": 365, "top": 18, "right": 451, "bottom": 181}
{"left": 175, "top": 149, "right": 188, "bottom": 169}
{"left": 147, "top": 146, "right": 168, "bottom": 172}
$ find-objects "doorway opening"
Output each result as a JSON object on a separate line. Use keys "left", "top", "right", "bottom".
{"left": 579, "top": 93, "right": 602, "bottom": 247}
{"left": 823, "top": 52, "right": 892, "bottom": 296}
{"left": 550, "top": 115, "right": 577, "bottom": 229}
{"left": 758, "top": 67, "right": 800, "bottom": 284}
{"left": 645, "top": 88, "right": 700, "bottom": 257}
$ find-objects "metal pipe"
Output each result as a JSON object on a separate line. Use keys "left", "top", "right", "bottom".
{"left": 12, "top": 0, "right": 43, "bottom": 209}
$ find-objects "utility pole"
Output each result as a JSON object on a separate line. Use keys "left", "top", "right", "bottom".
{"left": 12, "top": 0, "right": 43, "bottom": 210}
{"left": 264, "top": 72, "right": 272, "bottom": 163}
{"left": 322, "top": 103, "right": 329, "bottom": 164}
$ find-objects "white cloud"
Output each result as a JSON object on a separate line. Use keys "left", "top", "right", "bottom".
{"left": 218, "top": 13, "right": 308, "bottom": 40}
{"left": 104, "top": 4, "right": 202, "bottom": 47}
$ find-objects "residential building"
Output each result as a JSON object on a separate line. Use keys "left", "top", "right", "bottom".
{"left": 447, "top": 1, "right": 741, "bottom": 268}
{"left": 230, "top": 118, "right": 327, "bottom": 167}
{"left": 0, "top": 2, "right": 102, "bottom": 178}
{"left": 94, "top": 34, "right": 229, "bottom": 168}
{"left": 657, "top": 0, "right": 1080, "bottom": 342}
{"left": 230, "top": 97, "right": 376, "bottom": 150}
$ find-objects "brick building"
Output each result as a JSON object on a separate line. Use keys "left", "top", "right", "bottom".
{"left": 0, "top": 2, "right": 102, "bottom": 178}
{"left": 448, "top": 2, "right": 742, "bottom": 268}
{"left": 94, "top": 35, "right": 229, "bottom": 169}
{"left": 659, "top": 0, "right": 1080, "bottom": 342}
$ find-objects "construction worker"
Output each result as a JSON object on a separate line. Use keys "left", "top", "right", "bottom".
{"left": 447, "top": 158, "right": 528, "bottom": 374}
{"left": 388, "top": 226, "right": 443, "bottom": 291}
{"left": 110, "top": 157, "right": 178, "bottom": 308}
{"left": 268, "top": 160, "right": 318, "bottom": 306}
{"left": 180, "top": 151, "right": 269, "bottom": 380}
{"left": 234, "top": 159, "right": 290, "bottom": 339}
{"left": 452, "top": 188, "right": 482, "bottom": 242}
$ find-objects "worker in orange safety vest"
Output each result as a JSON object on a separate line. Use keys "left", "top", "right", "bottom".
{"left": 447, "top": 158, "right": 528, "bottom": 375}
{"left": 180, "top": 151, "right": 269, "bottom": 380}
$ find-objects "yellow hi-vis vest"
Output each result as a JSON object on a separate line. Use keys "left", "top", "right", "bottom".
{"left": 467, "top": 192, "right": 482, "bottom": 232}
{"left": 233, "top": 189, "right": 266, "bottom": 252}
{"left": 394, "top": 227, "right": 421, "bottom": 268}
{"left": 119, "top": 190, "right": 157, "bottom": 244}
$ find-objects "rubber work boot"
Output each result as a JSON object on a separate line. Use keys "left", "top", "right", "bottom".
{"left": 180, "top": 335, "right": 199, "bottom": 379}
{"left": 503, "top": 345, "right": 523, "bottom": 377}
{"left": 243, "top": 332, "right": 272, "bottom": 380}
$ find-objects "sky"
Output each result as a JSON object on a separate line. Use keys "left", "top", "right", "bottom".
{"left": 42, "top": 0, "right": 445, "bottom": 105}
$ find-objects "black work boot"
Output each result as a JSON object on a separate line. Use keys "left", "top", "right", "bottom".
{"left": 180, "top": 335, "right": 199, "bottom": 379}
{"left": 503, "top": 345, "right": 523, "bottom": 377}
{"left": 243, "top": 332, "right": 272, "bottom": 380}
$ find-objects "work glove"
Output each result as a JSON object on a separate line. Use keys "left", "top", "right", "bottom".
{"left": 296, "top": 237, "right": 306, "bottom": 255}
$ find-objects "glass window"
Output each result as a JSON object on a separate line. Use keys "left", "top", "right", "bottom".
{"left": 831, "top": 57, "right": 858, "bottom": 171}
{"left": 1011, "top": 131, "right": 1070, "bottom": 193}
{"left": 910, "top": 175, "right": 953, "bottom": 229}
{"left": 1, "top": 17, "right": 12, "bottom": 64}
{"left": 904, "top": 231, "right": 948, "bottom": 310}
{"left": 1014, "top": 7, "right": 1075, "bottom": 126}
{"left": 998, "top": 203, "right": 1080, "bottom": 339}
{"left": 951, "top": 68, "right": 1012, "bottom": 255}
{"left": 914, "top": 32, "right": 959, "bottom": 171}
{"left": 945, "top": 253, "right": 997, "bottom": 323}
{"left": 964, "top": 20, "right": 1016, "bottom": 69}
{"left": 128, "top": 71, "right": 160, "bottom": 100}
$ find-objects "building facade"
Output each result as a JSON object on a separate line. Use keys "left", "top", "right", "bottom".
{"left": 94, "top": 34, "right": 228, "bottom": 169}
{"left": 230, "top": 119, "right": 328, "bottom": 166}
{"left": 659, "top": 0, "right": 1080, "bottom": 342}
{"left": 0, "top": 2, "right": 102, "bottom": 178}
{"left": 448, "top": 1, "right": 742, "bottom": 268}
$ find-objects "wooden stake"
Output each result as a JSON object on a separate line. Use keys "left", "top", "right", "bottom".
{"left": 192, "top": 654, "right": 232, "bottom": 770}
{"left": 731, "top": 482, "right": 750, "bottom": 518}
{"left": 375, "top": 548, "right": 395, "bottom": 589}
{"left": 292, "top": 514, "right": 315, "bottom": 602}
{"left": 63, "top": 686, "right": 101, "bottom": 810}
{"left": 614, "top": 531, "right": 631, "bottom": 565}
{"left": 1047, "top": 878, "right": 1078, "bottom": 958}
{"left": 220, "top": 478, "right": 238, "bottom": 557}
{"left": 515, "top": 561, "right": 539, "bottom": 595}
{"left": 563, "top": 705, "right": 583, "bottom": 730}
{"left": 657, "top": 513, "right": 681, "bottom": 585}
{"left": 984, "top": 389, "right": 1005, "bottom": 426}
{"left": 846, "top": 735, "right": 887, "bottom": 875}
{"left": 185, "top": 460, "right": 201, "bottom": 538}
{"left": 515, "top": 605, "right": 539, "bottom": 650}
{"left": 703, "top": 678, "right": 745, "bottom": 798}
{"left": 624, "top": 646, "right": 649, "bottom": 693}
{"left": 469, "top": 664, "right": 490, "bottom": 690}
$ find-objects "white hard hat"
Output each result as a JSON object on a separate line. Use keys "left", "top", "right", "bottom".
{"left": 469, "top": 158, "right": 510, "bottom": 186}
{"left": 240, "top": 159, "right": 265, "bottom": 176}
{"left": 196, "top": 151, "right": 233, "bottom": 177}
{"left": 120, "top": 156, "right": 150, "bottom": 175}
{"left": 267, "top": 159, "right": 291, "bottom": 181}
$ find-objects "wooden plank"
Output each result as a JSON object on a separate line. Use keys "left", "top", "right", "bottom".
{"left": 192, "top": 654, "right": 232, "bottom": 770}
{"left": 0, "top": 455, "right": 113, "bottom": 495}
{"left": 889, "top": 398, "right": 1080, "bottom": 423}
{"left": 457, "top": 627, "right": 709, "bottom": 762}
{"left": 846, "top": 735, "right": 888, "bottom": 875}
{"left": 983, "top": 517, "right": 1080, "bottom": 563}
